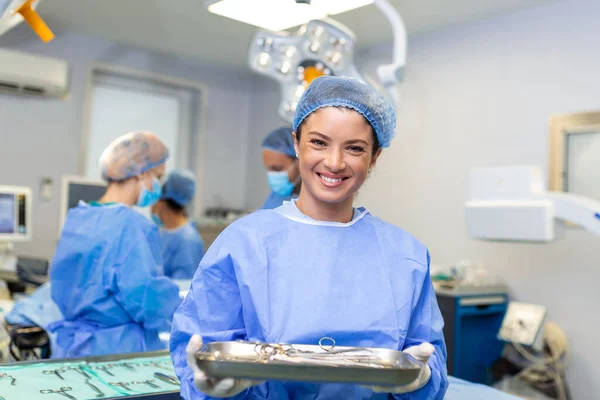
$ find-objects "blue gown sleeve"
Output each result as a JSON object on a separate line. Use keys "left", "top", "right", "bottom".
{"left": 170, "top": 226, "right": 248, "bottom": 400}
{"left": 168, "top": 247, "right": 196, "bottom": 280}
{"left": 114, "top": 233, "right": 181, "bottom": 332}
{"left": 394, "top": 252, "right": 449, "bottom": 400}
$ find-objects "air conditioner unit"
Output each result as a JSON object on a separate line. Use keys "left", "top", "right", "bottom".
{"left": 0, "top": 48, "right": 68, "bottom": 97}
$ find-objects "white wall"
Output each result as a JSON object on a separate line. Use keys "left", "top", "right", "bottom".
{"left": 246, "top": 0, "right": 600, "bottom": 396}
{"left": 0, "top": 24, "right": 254, "bottom": 260}
{"left": 245, "top": 77, "right": 283, "bottom": 210}
{"left": 360, "top": 0, "right": 600, "bottom": 397}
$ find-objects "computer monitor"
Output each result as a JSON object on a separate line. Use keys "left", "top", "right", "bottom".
{"left": 58, "top": 176, "right": 107, "bottom": 235}
{"left": 0, "top": 186, "right": 32, "bottom": 242}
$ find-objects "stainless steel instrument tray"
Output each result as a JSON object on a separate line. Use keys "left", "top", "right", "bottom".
{"left": 195, "top": 341, "right": 422, "bottom": 386}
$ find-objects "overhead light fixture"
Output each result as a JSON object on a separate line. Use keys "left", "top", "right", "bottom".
{"left": 247, "top": 0, "right": 407, "bottom": 123}
{"left": 249, "top": 18, "right": 363, "bottom": 121}
{"left": 0, "top": 0, "right": 54, "bottom": 42}
{"left": 205, "top": 0, "right": 374, "bottom": 32}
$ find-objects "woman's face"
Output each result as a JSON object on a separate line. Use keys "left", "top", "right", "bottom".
{"left": 262, "top": 149, "right": 299, "bottom": 182}
{"left": 294, "top": 107, "right": 381, "bottom": 205}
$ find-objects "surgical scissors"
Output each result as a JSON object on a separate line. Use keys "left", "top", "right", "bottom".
{"left": 85, "top": 379, "right": 105, "bottom": 398}
{"left": 148, "top": 361, "right": 171, "bottom": 371}
{"left": 110, "top": 381, "right": 133, "bottom": 391}
{"left": 95, "top": 365, "right": 114, "bottom": 377}
{"left": 135, "top": 379, "right": 160, "bottom": 389}
{"left": 0, "top": 372, "right": 16, "bottom": 386}
{"left": 43, "top": 369, "right": 66, "bottom": 380}
{"left": 70, "top": 365, "right": 91, "bottom": 379}
{"left": 40, "top": 387, "right": 77, "bottom": 400}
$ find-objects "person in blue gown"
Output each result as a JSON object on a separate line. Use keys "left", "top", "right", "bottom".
{"left": 48, "top": 131, "right": 181, "bottom": 358}
{"left": 151, "top": 169, "right": 205, "bottom": 280}
{"left": 261, "top": 126, "right": 301, "bottom": 209}
{"left": 170, "top": 77, "right": 449, "bottom": 399}
{"left": 5, "top": 282, "right": 62, "bottom": 356}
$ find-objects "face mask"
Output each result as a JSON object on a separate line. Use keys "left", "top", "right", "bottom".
{"left": 137, "top": 177, "right": 162, "bottom": 208}
{"left": 151, "top": 213, "right": 163, "bottom": 226}
{"left": 267, "top": 171, "right": 296, "bottom": 197}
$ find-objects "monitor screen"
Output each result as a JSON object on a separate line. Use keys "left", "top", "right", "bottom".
{"left": 0, "top": 186, "right": 31, "bottom": 241}
{"left": 58, "top": 177, "right": 107, "bottom": 235}
{"left": 67, "top": 183, "right": 107, "bottom": 211}
{"left": 0, "top": 193, "right": 15, "bottom": 234}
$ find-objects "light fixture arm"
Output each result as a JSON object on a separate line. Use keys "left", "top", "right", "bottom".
{"left": 373, "top": 0, "right": 406, "bottom": 108}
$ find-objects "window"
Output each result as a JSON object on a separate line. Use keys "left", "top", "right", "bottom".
{"left": 549, "top": 111, "right": 600, "bottom": 203}
{"left": 81, "top": 66, "right": 204, "bottom": 214}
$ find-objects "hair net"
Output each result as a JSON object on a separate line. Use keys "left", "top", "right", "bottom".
{"left": 100, "top": 131, "right": 169, "bottom": 181}
{"left": 261, "top": 126, "right": 296, "bottom": 158}
{"left": 161, "top": 169, "right": 196, "bottom": 207}
{"left": 292, "top": 76, "right": 397, "bottom": 148}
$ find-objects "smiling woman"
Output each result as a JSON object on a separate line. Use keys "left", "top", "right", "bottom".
{"left": 170, "top": 76, "right": 449, "bottom": 400}
{"left": 293, "top": 107, "right": 381, "bottom": 220}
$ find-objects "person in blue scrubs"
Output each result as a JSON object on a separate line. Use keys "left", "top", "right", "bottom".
{"left": 261, "top": 126, "right": 301, "bottom": 209}
{"left": 151, "top": 169, "right": 205, "bottom": 280}
{"left": 5, "top": 282, "right": 62, "bottom": 356}
{"left": 170, "top": 77, "right": 449, "bottom": 399}
{"left": 49, "top": 131, "right": 181, "bottom": 358}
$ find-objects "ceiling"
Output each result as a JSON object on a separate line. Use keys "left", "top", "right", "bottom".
{"left": 38, "top": 0, "right": 556, "bottom": 68}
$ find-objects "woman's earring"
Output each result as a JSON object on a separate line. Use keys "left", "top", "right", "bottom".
{"left": 296, "top": 153, "right": 299, "bottom": 159}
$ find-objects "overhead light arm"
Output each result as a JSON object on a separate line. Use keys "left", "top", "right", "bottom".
{"left": 465, "top": 166, "right": 600, "bottom": 242}
{"left": 373, "top": 0, "right": 406, "bottom": 108}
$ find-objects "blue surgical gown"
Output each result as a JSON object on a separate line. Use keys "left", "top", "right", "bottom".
{"left": 261, "top": 191, "right": 295, "bottom": 209}
{"left": 5, "top": 282, "right": 62, "bottom": 355}
{"left": 49, "top": 202, "right": 181, "bottom": 358}
{"left": 160, "top": 222, "right": 205, "bottom": 280}
{"left": 170, "top": 201, "right": 448, "bottom": 399}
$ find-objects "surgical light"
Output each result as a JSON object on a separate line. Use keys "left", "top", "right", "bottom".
{"left": 249, "top": 18, "right": 363, "bottom": 121}
{"left": 205, "top": 0, "right": 374, "bottom": 32}
{"left": 247, "top": 0, "right": 406, "bottom": 123}
{"left": 0, "top": 0, "right": 54, "bottom": 42}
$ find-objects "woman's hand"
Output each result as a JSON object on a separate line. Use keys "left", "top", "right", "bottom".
{"left": 369, "top": 342, "right": 434, "bottom": 394}
{"left": 186, "top": 335, "right": 261, "bottom": 398}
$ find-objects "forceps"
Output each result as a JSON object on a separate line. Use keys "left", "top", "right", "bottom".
{"left": 135, "top": 379, "right": 160, "bottom": 389}
{"left": 43, "top": 369, "right": 66, "bottom": 380}
{"left": 95, "top": 365, "right": 114, "bottom": 377}
{"left": 110, "top": 381, "right": 133, "bottom": 391}
{"left": 0, "top": 372, "right": 16, "bottom": 386}
{"left": 70, "top": 365, "right": 91, "bottom": 379}
{"left": 40, "top": 387, "right": 77, "bottom": 400}
{"left": 85, "top": 379, "right": 105, "bottom": 398}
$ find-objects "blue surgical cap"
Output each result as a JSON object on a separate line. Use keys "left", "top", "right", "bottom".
{"left": 161, "top": 169, "right": 196, "bottom": 207}
{"left": 100, "top": 131, "right": 169, "bottom": 181}
{"left": 261, "top": 126, "right": 296, "bottom": 158}
{"left": 292, "top": 76, "right": 397, "bottom": 148}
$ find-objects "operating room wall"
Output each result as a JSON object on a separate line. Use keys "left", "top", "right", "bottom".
{"left": 245, "top": 77, "right": 283, "bottom": 210}
{"left": 244, "top": 0, "right": 600, "bottom": 396}
{"left": 0, "top": 24, "right": 254, "bottom": 260}
{"left": 352, "top": 0, "right": 600, "bottom": 397}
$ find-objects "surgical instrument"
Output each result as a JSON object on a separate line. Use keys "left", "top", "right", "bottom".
{"left": 110, "top": 381, "right": 133, "bottom": 391}
{"left": 43, "top": 369, "right": 66, "bottom": 380}
{"left": 40, "top": 387, "right": 77, "bottom": 400}
{"left": 154, "top": 372, "right": 180, "bottom": 386}
{"left": 0, "top": 372, "right": 16, "bottom": 386}
{"left": 85, "top": 379, "right": 105, "bottom": 398}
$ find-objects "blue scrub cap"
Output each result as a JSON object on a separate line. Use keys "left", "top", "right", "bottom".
{"left": 161, "top": 169, "right": 196, "bottom": 207}
{"left": 261, "top": 126, "right": 296, "bottom": 158}
{"left": 100, "top": 131, "right": 169, "bottom": 181}
{"left": 292, "top": 76, "right": 397, "bottom": 148}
